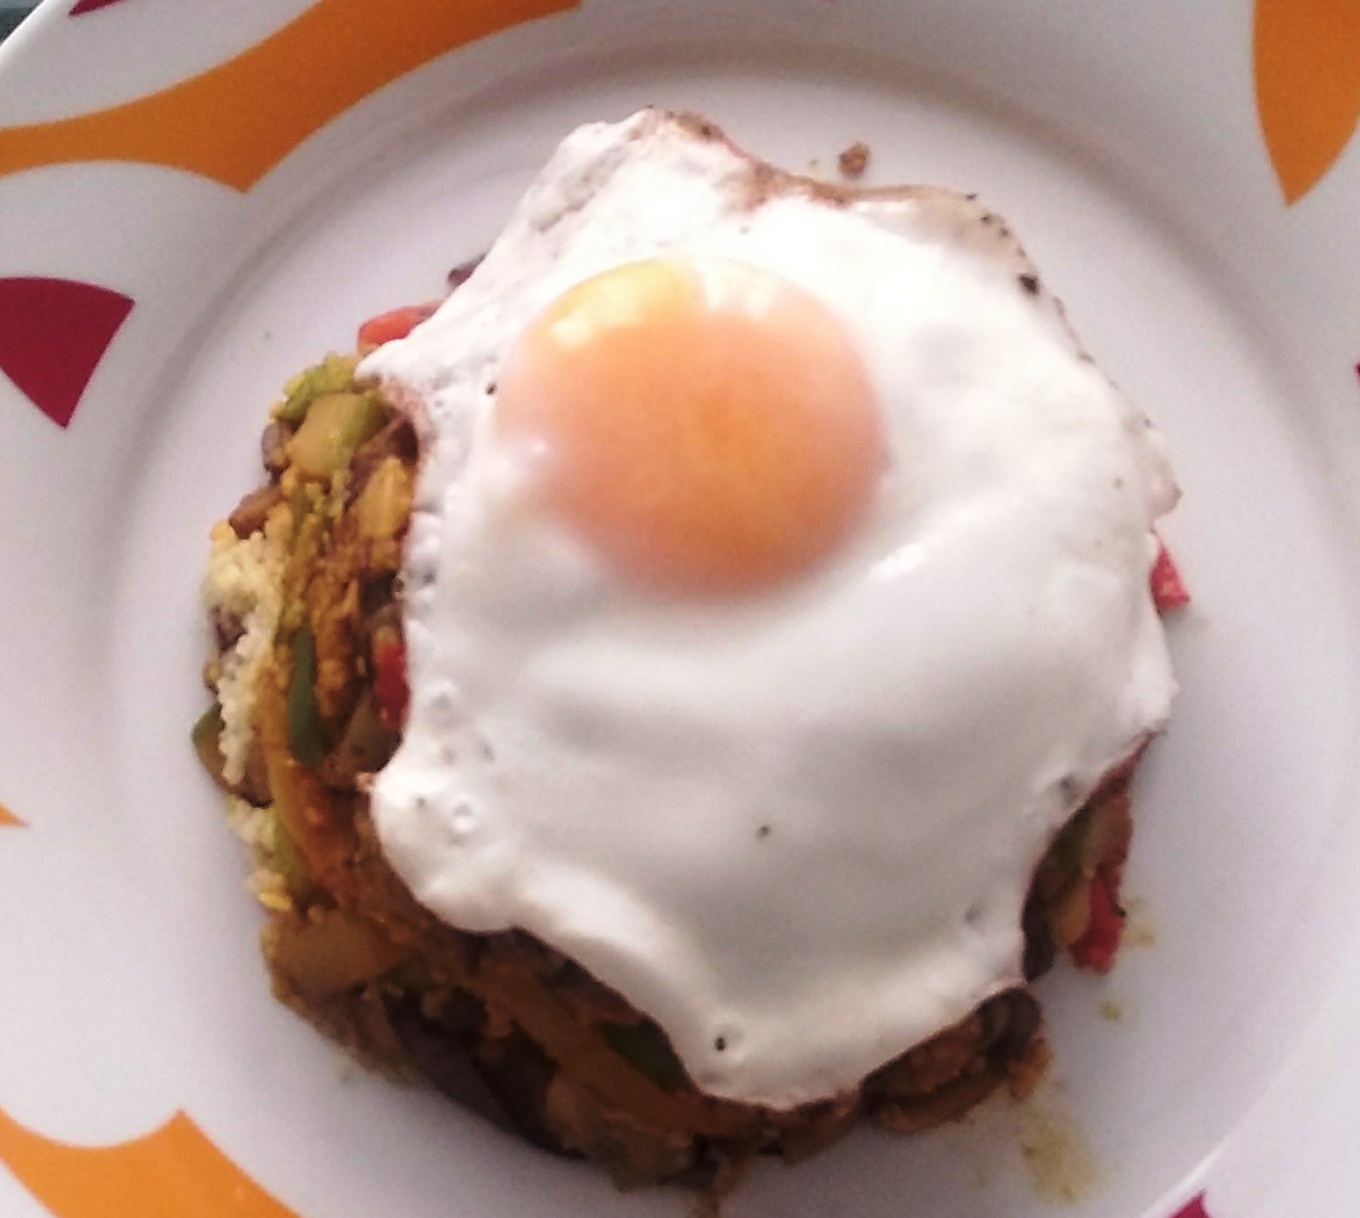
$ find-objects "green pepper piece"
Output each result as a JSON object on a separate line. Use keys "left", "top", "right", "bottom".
{"left": 274, "top": 353, "right": 359, "bottom": 425}
{"left": 192, "top": 703, "right": 231, "bottom": 791}
{"left": 286, "top": 626, "right": 326, "bottom": 768}
{"left": 601, "top": 1021, "right": 686, "bottom": 1092}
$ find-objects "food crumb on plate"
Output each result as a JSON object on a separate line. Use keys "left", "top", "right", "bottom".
{"left": 1099, "top": 1000, "right": 1123, "bottom": 1022}
{"left": 838, "top": 139, "right": 871, "bottom": 177}
{"left": 1122, "top": 896, "right": 1157, "bottom": 948}
{"left": 1017, "top": 1095, "right": 1098, "bottom": 1201}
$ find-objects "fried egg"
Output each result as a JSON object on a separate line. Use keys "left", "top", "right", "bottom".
{"left": 360, "top": 110, "right": 1178, "bottom": 1108}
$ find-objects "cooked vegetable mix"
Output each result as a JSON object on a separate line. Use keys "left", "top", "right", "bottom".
{"left": 197, "top": 310, "right": 1172, "bottom": 1195}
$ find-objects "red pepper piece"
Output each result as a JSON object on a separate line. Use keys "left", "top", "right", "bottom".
{"left": 1151, "top": 540, "right": 1190, "bottom": 613}
{"left": 357, "top": 301, "right": 439, "bottom": 349}
{"left": 372, "top": 636, "right": 409, "bottom": 731}
{"left": 1071, "top": 870, "right": 1125, "bottom": 974}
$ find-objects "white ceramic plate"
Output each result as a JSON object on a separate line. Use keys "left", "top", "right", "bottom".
{"left": 2, "top": 2, "right": 1359, "bottom": 1216}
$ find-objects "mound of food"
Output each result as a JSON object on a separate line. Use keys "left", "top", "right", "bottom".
{"left": 196, "top": 109, "right": 1185, "bottom": 1195}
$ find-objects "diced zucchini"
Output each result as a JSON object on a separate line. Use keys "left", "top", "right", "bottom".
{"left": 285, "top": 391, "right": 386, "bottom": 479}
{"left": 274, "top": 354, "right": 359, "bottom": 425}
{"left": 286, "top": 627, "right": 326, "bottom": 768}
{"left": 269, "top": 912, "right": 409, "bottom": 1002}
{"left": 354, "top": 457, "right": 413, "bottom": 540}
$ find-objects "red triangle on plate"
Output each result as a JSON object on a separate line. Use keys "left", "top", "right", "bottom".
{"left": 0, "top": 277, "right": 133, "bottom": 428}
{"left": 1171, "top": 1195, "right": 1210, "bottom": 1218}
{"left": 69, "top": 0, "right": 136, "bottom": 14}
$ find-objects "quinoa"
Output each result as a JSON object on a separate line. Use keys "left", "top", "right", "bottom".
{"left": 202, "top": 510, "right": 289, "bottom": 783}
{"left": 225, "top": 795, "right": 293, "bottom": 913}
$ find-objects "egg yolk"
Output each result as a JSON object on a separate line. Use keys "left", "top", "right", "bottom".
{"left": 494, "top": 255, "right": 883, "bottom": 595}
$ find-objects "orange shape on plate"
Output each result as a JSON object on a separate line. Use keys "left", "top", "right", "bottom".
{"left": 0, "top": 803, "right": 22, "bottom": 828}
{"left": 0, "top": 0, "right": 578, "bottom": 191}
{"left": 0, "top": 1107, "right": 299, "bottom": 1218}
{"left": 1254, "top": 0, "right": 1360, "bottom": 203}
